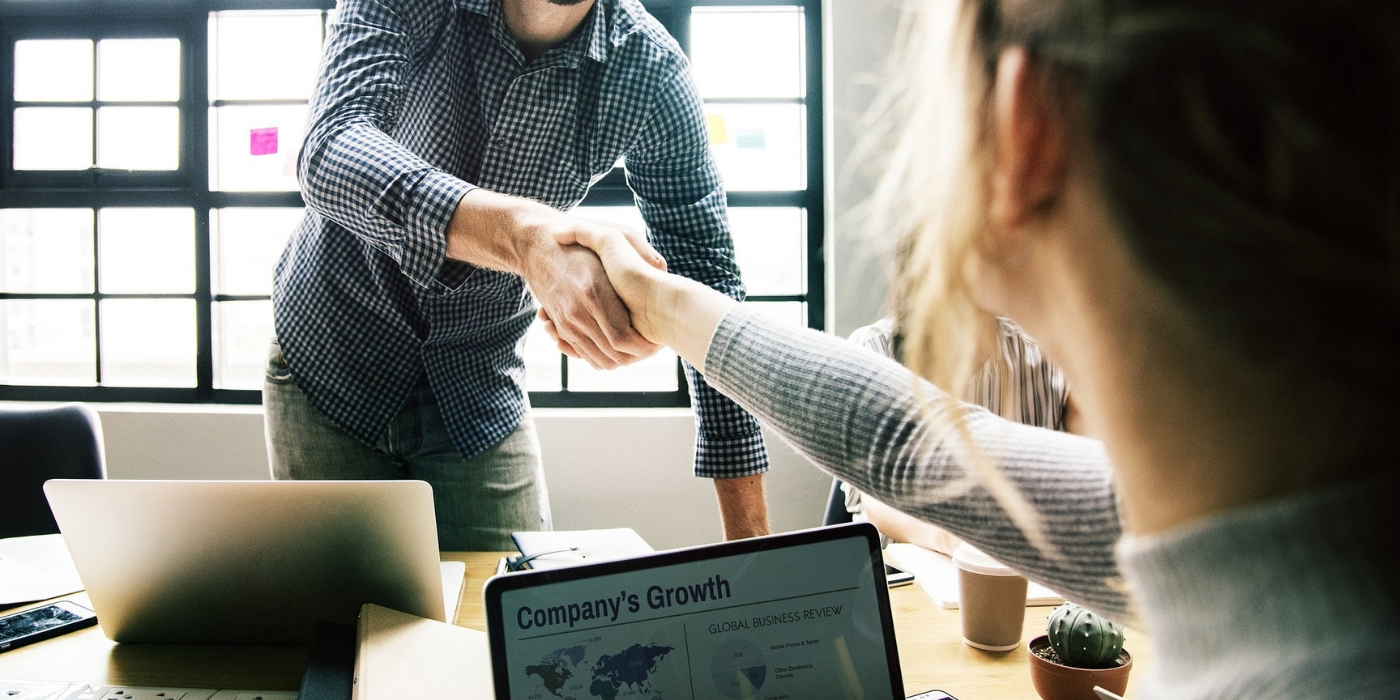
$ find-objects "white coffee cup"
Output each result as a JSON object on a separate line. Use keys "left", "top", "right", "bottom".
{"left": 953, "top": 543, "right": 1028, "bottom": 651}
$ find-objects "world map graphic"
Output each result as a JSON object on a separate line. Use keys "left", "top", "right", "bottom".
{"left": 524, "top": 643, "right": 675, "bottom": 700}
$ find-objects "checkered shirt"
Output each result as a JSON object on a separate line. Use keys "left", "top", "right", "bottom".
{"left": 273, "top": 0, "right": 769, "bottom": 478}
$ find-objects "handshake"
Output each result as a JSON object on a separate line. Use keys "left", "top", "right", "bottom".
{"left": 448, "top": 188, "right": 732, "bottom": 371}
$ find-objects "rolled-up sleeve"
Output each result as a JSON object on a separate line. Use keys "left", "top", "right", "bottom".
{"left": 298, "top": 0, "right": 475, "bottom": 291}
{"left": 627, "top": 60, "right": 769, "bottom": 479}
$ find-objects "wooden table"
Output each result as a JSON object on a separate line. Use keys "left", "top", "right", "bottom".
{"left": 0, "top": 552, "right": 1151, "bottom": 698}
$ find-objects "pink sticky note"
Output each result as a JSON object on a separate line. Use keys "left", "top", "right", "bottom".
{"left": 250, "top": 127, "right": 279, "bottom": 156}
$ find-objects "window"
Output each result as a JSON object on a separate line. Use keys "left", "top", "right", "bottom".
{"left": 0, "top": 0, "right": 822, "bottom": 407}
{"left": 531, "top": 0, "right": 825, "bottom": 407}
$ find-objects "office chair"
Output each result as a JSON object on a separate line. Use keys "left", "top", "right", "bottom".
{"left": 0, "top": 404, "right": 106, "bottom": 538}
{"left": 823, "top": 477, "right": 853, "bottom": 526}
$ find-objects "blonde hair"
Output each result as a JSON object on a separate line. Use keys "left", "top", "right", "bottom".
{"left": 868, "top": 0, "right": 995, "bottom": 404}
{"left": 868, "top": 0, "right": 1400, "bottom": 507}
{"left": 862, "top": 0, "right": 1057, "bottom": 550}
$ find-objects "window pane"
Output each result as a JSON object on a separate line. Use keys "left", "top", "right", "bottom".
{"left": 213, "top": 208, "right": 302, "bottom": 295}
{"left": 690, "top": 8, "right": 803, "bottom": 99}
{"left": 567, "top": 350, "right": 679, "bottom": 392}
{"left": 214, "top": 300, "right": 273, "bottom": 389}
{"left": 743, "top": 301, "right": 807, "bottom": 328}
{"left": 13, "top": 108, "right": 93, "bottom": 171}
{"left": 0, "top": 209, "right": 94, "bottom": 294}
{"left": 97, "top": 106, "right": 180, "bottom": 171}
{"left": 568, "top": 205, "right": 646, "bottom": 233}
{"left": 210, "top": 105, "right": 308, "bottom": 191}
{"left": 98, "top": 208, "right": 195, "bottom": 294}
{"left": 98, "top": 39, "right": 181, "bottom": 102}
{"left": 705, "top": 104, "right": 805, "bottom": 191}
{"left": 100, "top": 299, "right": 196, "bottom": 387}
{"left": 523, "top": 317, "right": 562, "bottom": 392}
{"left": 0, "top": 300, "right": 95, "bottom": 386}
{"left": 14, "top": 40, "right": 93, "bottom": 102}
{"left": 729, "top": 207, "right": 804, "bottom": 296}
{"left": 210, "top": 10, "right": 324, "bottom": 101}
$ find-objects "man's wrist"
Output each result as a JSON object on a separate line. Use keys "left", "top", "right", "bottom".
{"left": 714, "top": 474, "right": 769, "bottom": 540}
{"left": 449, "top": 189, "right": 553, "bottom": 276}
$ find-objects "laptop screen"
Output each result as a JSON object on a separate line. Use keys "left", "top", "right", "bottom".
{"left": 483, "top": 523, "right": 904, "bottom": 700}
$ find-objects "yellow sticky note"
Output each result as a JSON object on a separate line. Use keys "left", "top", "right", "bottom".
{"left": 706, "top": 114, "right": 728, "bottom": 144}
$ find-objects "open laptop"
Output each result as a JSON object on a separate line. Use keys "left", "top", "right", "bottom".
{"left": 483, "top": 522, "right": 905, "bottom": 699}
{"left": 44, "top": 479, "right": 445, "bottom": 643}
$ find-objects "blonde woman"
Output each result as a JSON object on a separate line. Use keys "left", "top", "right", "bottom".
{"left": 547, "top": 0, "right": 1400, "bottom": 695}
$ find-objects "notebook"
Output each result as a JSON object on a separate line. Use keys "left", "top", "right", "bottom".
{"left": 352, "top": 603, "right": 492, "bottom": 700}
{"left": 484, "top": 522, "right": 905, "bottom": 699}
{"left": 509, "top": 528, "right": 654, "bottom": 571}
{"left": 885, "top": 542, "right": 1065, "bottom": 609}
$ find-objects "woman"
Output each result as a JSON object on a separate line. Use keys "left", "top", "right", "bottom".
{"left": 551, "top": 0, "right": 1400, "bottom": 696}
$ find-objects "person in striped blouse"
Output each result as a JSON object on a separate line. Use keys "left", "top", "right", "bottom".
{"left": 844, "top": 316, "right": 1084, "bottom": 555}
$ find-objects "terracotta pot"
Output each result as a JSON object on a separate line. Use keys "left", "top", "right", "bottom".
{"left": 1026, "top": 634, "right": 1132, "bottom": 700}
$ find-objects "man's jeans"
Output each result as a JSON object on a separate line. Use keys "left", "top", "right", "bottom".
{"left": 262, "top": 339, "right": 551, "bottom": 551}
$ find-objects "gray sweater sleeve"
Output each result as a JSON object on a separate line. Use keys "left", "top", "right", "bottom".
{"left": 705, "top": 306, "right": 1132, "bottom": 620}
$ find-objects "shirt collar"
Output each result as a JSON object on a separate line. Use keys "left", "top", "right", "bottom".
{"left": 454, "top": 0, "right": 640, "bottom": 65}
{"left": 454, "top": 0, "right": 493, "bottom": 14}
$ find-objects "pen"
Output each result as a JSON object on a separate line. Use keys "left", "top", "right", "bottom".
{"left": 1093, "top": 687, "right": 1124, "bottom": 700}
{"left": 506, "top": 546, "right": 581, "bottom": 572}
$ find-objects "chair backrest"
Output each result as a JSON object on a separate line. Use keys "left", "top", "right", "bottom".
{"left": 823, "top": 477, "right": 854, "bottom": 527}
{"left": 0, "top": 404, "right": 106, "bottom": 538}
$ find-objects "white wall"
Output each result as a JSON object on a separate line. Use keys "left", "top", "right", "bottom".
{"left": 60, "top": 404, "right": 830, "bottom": 551}
{"left": 825, "top": 0, "right": 904, "bottom": 336}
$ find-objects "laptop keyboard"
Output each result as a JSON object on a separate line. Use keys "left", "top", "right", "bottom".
{"left": 0, "top": 681, "right": 297, "bottom": 700}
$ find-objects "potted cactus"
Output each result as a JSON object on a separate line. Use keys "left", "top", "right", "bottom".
{"left": 1026, "top": 603, "right": 1132, "bottom": 700}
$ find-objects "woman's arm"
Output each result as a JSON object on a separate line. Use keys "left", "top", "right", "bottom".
{"left": 706, "top": 308, "right": 1129, "bottom": 618}
{"left": 556, "top": 227, "right": 1132, "bottom": 620}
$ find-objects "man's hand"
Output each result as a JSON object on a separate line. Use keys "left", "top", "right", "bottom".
{"left": 551, "top": 219, "right": 737, "bottom": 373}
{"left": 447, "top": 189, "right": 666, "bottom": 369}
{"left": 537, "top": 217, "right": 667, "bottom": 364}
{"left": 547, "top": 219, "right": 676, "bottom": 342}
{"left": 521, "top": 235, "right": 657, "bottom": 369}
{"left": 714, "top": 474, "right": 769, "bottom": 540}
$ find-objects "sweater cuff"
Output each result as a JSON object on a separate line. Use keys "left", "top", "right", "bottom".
{"left": 704, "top": 304, "right": 762, "bottom": 385}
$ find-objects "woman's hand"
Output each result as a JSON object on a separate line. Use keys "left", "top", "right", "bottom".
{"left": 545, "top": 226, "right": 739, "bottom": 372}
{"left": 538, "top": 223, "right": 669, "bottom": 357}
{"left": 452, "top": 190, "right": 666, "bottom": 369}
{"left": 549, "top": 224, "right": 669, "bottom": 341}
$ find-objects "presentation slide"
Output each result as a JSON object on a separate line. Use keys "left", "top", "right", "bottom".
{"left": 499, "top": 536, "right": 894, "bottom": 700}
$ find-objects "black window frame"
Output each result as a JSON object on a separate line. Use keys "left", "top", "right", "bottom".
{"left": 0, "top": 0, "right": 823, "bottom": 409}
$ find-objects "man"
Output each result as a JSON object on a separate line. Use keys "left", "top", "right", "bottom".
{"left": 263, "top": 0, "right": 771, "bottom": 550}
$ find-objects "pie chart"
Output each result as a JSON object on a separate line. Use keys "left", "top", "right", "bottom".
{"left": 710, "top": 638, "right": 767, "bottom": 699}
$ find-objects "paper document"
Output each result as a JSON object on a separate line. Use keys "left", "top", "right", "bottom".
{"left": 510, "top": 528, "right": 653, "bottom": 571}
{"left": 0, "top": 534, "right": 85, "bottom": 606}
{"left": 885, "top": 542, "right": 1064, "bottom": 609}
{"left": 440, "top": 560, "right": 466, "bottom": 622}
{"left": 353, "top": 603, "right": 492, "bottom": 700}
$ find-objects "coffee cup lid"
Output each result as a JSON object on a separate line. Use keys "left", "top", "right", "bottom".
{"left": 952, "top": 543, "right": 1019, "bottom": 576}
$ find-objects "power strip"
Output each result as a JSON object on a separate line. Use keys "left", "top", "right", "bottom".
{"left": 0, "top": 681, "right": 298, "bottom": 700}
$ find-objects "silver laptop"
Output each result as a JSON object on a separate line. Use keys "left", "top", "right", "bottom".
{"left": 483, "top": 522, "right": 905, "bottom": 699}
{"left": 44, "top": 479, "right": 445, "bottom": 644}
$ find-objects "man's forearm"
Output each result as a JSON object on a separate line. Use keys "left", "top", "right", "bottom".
{"left": 447, "top": 188, "right": 550, "bottom": 274}
{"left": 713, "top": 474, "right": 769, "bottom": 540}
